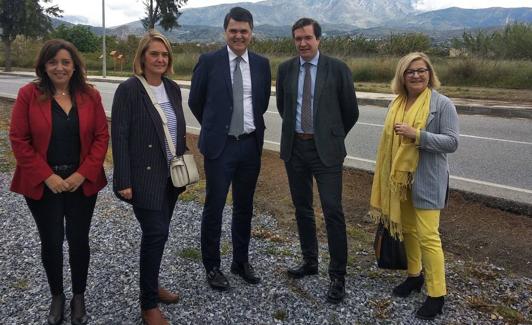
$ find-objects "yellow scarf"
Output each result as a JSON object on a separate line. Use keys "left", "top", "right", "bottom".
{"left": 369, "top": 88, "right": 431, "bottom": 239}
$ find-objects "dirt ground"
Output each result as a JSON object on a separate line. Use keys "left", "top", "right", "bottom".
{"left": 184, "top": 134, "right": 532, "bottom": 278}
{"left": 2, "top": 98, "right": 530, "bottom": 278}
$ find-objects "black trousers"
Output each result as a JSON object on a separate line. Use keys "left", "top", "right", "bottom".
{"left": 201, "top": 134, "right": 261, "bottom": 271}
{"left": 285, "top": 138, "right": 347, "bottom": 279}
{"left": 132, "top": 178, "right": 180, "bottom": 310}
{"left": 25, "top": 185, "right": 97, "bottom": 296}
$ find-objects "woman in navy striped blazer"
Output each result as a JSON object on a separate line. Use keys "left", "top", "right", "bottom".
{"left": 111, "top": 30, "right": 187, "bottom": 324}
{"left": 370, "top": 52, "right": 459, "bottom": 321}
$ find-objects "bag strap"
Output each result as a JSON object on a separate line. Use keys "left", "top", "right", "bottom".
{"left": 135, "top": 75, "right": 177, "bottom": 158}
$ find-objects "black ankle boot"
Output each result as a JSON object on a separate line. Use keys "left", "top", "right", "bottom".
{"left": 70, "top": 293, "right": 88, "bottom": 325}
{"left": 47, "top": 293, "right": 65, "bottom": 325}
{"left": 416, "top": 296, "right": 444, "bottom": 320}
{"left": 392, "top": 274, "right": 424, "bottom": 297}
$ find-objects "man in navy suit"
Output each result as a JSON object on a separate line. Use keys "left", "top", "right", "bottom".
{"left": 189, "top": 7, "right": 271, "bottom": 291}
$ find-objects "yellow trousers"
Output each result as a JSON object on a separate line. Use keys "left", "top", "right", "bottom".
{"left": 400, "top": 196, "right": 447, "bottom": 297}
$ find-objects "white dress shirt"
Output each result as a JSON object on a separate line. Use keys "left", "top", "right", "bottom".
{"left": 227, "top": 46, "right": 255, "bottom": 134}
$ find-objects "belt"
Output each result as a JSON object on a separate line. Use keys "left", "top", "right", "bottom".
{"left": 295, "top": 133, "right": 314, "bottom": 140}
{"left": 228, "top": 131, "right": 256, "bottom": 141}
{"left": 51, "top": 164, "right": 77, "bottom": 172}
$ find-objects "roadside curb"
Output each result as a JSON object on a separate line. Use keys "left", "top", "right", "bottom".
{"left": 454, "top": 189, "right": 532, "bottom": 216}
{"left": 3, "top": 71, "right": 532, "bottom": 119}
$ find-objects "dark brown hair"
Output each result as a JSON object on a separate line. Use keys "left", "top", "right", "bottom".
{"left": 292, "top": 18, "right": 322, "bottom": 39}
{"left": 34, "top": 39, "right": 90, "bottom": 99}
{"left": 224, "top": 7, "right": 254, "bottom": 30}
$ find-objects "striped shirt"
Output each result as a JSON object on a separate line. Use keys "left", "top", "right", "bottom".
{"left": 150, "top": 83, "right": 177, "bottom": 162}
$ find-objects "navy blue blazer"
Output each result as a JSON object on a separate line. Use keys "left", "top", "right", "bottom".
{"left": 188, "top": 47, "right": 271, "bottom": 159}
{"left": 111, "top": 76, "right": 186, "bottom": 210}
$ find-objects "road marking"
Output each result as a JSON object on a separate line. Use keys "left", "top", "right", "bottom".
{"left": 450, "top": 176, "right": 532, "bottom": 194}
{"left": 358, "top": 122, "right": 532, "bottom": 145}
{"left": 248, "top": 136, "right": 532, "bottom": 194}
{"left": 460, "top": 134, "right": 532, "bottom": 145}
{"left": 343, "top": 155, "right": 532, "bottom": 194}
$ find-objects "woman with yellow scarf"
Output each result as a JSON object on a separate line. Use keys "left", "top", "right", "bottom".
{"left": 370, "top": 52, "right": 459, "bottom": 320}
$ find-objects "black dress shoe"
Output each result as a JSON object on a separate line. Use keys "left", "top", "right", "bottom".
{"left": 392, "top": 274, "right": 424, "bottom": 297}
{"left": 231, "top": 262, "right": 261, "bottom": 284}
{"left": 327, "top": 278, "right": 346, "bottom": 304}
{"left": 206, "top": 267, "right": 230, "bottom": 291}
{"left": 287, "top": 262, "right": 318, "bottom": 279}
{"left": 70, "top": 293, "right": 88, "bottom": 325}
{"left": 416, "top": 296, "right": 444, "bottom": 320}
{"left": 47, "top": 293, "right": 65, "bottom": 325}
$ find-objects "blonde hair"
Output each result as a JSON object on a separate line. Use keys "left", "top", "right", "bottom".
{"left": 133, "top": 30, "right": 174, "bottom": 76}
{"left": 391, "top": 52, "right": 440, "bottom": 97}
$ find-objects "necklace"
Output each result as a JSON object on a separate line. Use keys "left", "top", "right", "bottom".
{"left": 55, "top": 89, "right": 69, "bottom": 96}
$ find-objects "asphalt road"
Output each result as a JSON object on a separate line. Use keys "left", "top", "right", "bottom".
{"left": 1, "top": 74, "right": 531, "bottom": 205}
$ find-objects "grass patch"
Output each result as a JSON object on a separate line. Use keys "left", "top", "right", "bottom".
{"left": 467, "top": 295, "right": 528, "bottom": 324}
{"left": 286, "top": 278, "right": 318, "bottom": 303}
{"left": 347, "top": 255, "right": 357, "bottom": 267}
{"left": 0, "top": 99, "right": 16, "bottom": 172}
{"left": 11, "top": 278, "right": 29, "bottom": 290}
{"left": 370, "top": 298, "right": 392, "bottom": 319}
{"left": 252, "top": 227, "right": 287, "bottom": 243}
{"left": 178, "top": 247, "right": 201, "bottom": 262}
{"left": 346, "top": 225, "right": 373, "bottom": 244}
{"left": 178, "top": 180, "right": 206, "bottom": 203}
{"left": 273, "top": 309, "right": 287, "bottom": 321}
{"left": 465, "top": 264, "right": 499, "bottom": 281}
{"left": 220, "top": 241, "right": 231, "bottom": 256}
{"left": 264, "top": 246, "right": 293, "bottom": 257}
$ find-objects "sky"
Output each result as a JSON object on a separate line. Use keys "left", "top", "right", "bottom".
{"left": 48, "top": 0, "right": 532, "bottom": 27}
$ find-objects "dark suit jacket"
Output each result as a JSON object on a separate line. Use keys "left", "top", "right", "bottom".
{"left": 276, "top": 54, "right": 359, "bottom": 166}
{"left": 111, "top": 76, "right": 186, "bottom": 210}
{"left": 10, "top": 83, "right": 109, "bottom": 200}
{"left": 188, "top": 47, "right": 271, "bottom": 159}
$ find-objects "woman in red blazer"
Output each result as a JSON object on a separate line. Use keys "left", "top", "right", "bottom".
{"left": 9, "top": 39, "right": 109, "bottom": 325}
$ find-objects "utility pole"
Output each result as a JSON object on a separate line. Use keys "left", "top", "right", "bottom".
{"left": 102, "top": 0, "right": 106, "bottom": 78}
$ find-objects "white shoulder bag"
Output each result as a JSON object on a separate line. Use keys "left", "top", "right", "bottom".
{"left": 136, "top": 75, "right": 199, "bottom": 188}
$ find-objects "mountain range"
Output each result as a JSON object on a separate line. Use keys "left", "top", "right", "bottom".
{"left": 54, "top": 0, "right": 532, "bottom": 42}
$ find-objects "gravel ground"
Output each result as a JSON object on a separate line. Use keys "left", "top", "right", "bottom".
{"left": 1, "top": 172, "right": 531, "bottom": 324}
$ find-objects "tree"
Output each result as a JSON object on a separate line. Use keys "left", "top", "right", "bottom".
{"left": 142, "top": 0, "right": 188, "bottom": 31}
{"left": 0, "top": 0, "right": 62, "bottom": 71}
{"left": 383, "top": 33, "right": 431, "bottom": 56}
{"left": 50, "top": 24, "right": 99, "bottom": 53}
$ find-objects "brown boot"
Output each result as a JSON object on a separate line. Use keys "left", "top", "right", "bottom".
{"left": 158, "top": 287, "right": 179, "bottom": 304}
{"left": 141, "top": 307, "right": 168, "bottom": 325}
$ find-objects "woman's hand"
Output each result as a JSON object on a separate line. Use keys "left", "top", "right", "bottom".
{"left": 44, "top": 174, "right": 70, "bottom": 194}
{"left": 65, "top": 172, "right": 86, "bottom": 192}
{"left": 394, "top": 123, "right": 417, "bottom": 140}
{"left": 118, "top": 187, "right": 133, "bottom": 200}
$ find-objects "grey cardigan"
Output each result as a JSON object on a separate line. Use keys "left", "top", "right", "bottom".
{"left": 406, "top": 89, "right": 460, "bottom": 209}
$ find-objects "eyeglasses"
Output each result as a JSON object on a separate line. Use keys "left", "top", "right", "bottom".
{"left": 405, "top": 68, "right": 430, "bottom": 77}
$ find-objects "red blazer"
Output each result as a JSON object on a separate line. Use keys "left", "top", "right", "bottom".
{"left": 10, "top": 83, "right": 109, "bottom": 200}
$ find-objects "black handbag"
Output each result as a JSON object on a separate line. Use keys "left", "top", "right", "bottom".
{"left": 374, "top": 222, "right": 408, "bottom": 270}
